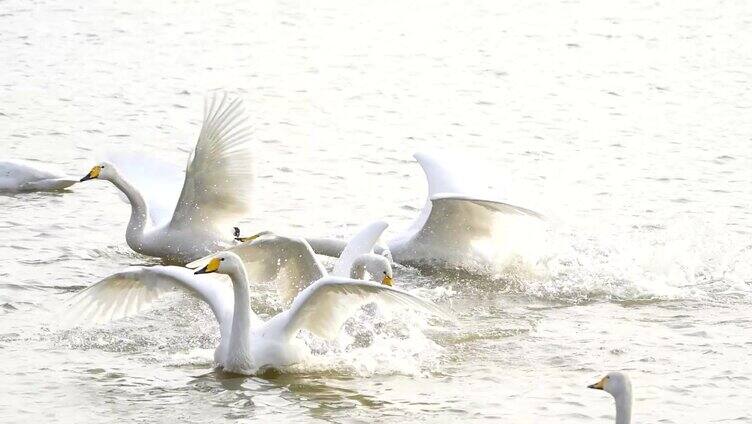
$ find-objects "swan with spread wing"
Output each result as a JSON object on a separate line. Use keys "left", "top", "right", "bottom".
{"left": 65, "top": 247, "right": 446, "bottom": 374}
{"left": 307, "top": 152, "right": 545, "bottom": 270}
{"left": 78, "top": 93, "right": 254, "bottom": 263}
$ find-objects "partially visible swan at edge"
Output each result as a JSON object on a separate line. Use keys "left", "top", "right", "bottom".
{"left": 65, "top": 250, "right": 446, "bottom": 374}
{"left": 0, "top": 160, "right": 78, "bottom": 193}
{"left": 77, "top": 93, "right": 254, "bottom": 263}
{"left": 588, "top": 372, "right": 633, "bottom": 424}
{"left": 306, "top": 152, "right": 545, "bottom": 270}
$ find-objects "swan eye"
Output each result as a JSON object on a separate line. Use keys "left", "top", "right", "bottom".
{"left": 383, "top": 271, "right": 387, "bottom": 275}
{"left": 220, "top": 258, "right": 225, "bottom": 262}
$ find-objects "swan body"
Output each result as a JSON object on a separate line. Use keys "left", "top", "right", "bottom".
{"left": 0, "top": 160, "right": 77, "bottom": 193}
{"left": 588, "top": 372, "right": 633, "bottom": 424}
{"left": 307, "top": 152, "right": 545, "bottom": 269}
{"left": 66, "top": 251, "right": 445, "bottom": 374}
{"left": 78, "top": 93, "right": 254, "bottom": 263}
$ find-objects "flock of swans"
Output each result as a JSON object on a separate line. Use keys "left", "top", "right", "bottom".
{"left": 2, "top": 93, "right": 633, "bottom": 422}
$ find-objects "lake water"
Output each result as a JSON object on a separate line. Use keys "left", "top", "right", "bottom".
{"left": 1, "top": 0, "right": 751, "bottom": 422}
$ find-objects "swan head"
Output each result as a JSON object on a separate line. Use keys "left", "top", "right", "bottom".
{"left": 80, "top": 161, "right": 116, "bottom": 182}
{"left": 194, "top": 251, "right": 243, "bottom": 275}
{"left": 353, "top": 253, "right": 394, "bottom": 286}
{"left": 588, "top": 371, "right": 632, "bottom": 399}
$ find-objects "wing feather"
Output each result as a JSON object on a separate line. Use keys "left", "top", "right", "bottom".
{"left": 169, "top": 93, "right": 255, "bottom": 231}
{"left": 431, "top": 193, "right": 544, "bottom": 219}
{"left": 391, "top": 194, "right": 544, "bottom": 264}
{"left": 280, "top": 277, "right": 448, "bottom": 340}
{"left": 389, "top": 152, "right": 544, "bottom": 266}
{"left": 64, "top": 266, "right": 233, "bottom": 330}
{"left": 228, "top": 234, "right": 325, "bottom": 305}
{"left": 187, "top": 233, "right": 326, "bottom": 305}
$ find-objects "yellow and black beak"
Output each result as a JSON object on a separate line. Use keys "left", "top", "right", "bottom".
{"left": 382, "top": 275, "right": 394, "bottom": 287}
{"left": 587, "top": 377, "right": 606, "bottom": 390}
{"left": 80, "top": 165, "right": 102, "bottom": 182}
{"left": 194, "top": 258, "right": 221, "bottom": 275}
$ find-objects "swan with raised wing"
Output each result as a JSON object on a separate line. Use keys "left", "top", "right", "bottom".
{"left": 65, "top": 250, "right": 445, "bottom": 374}
{"left": 78, "top": 93, "right": 254, "bottom": 263}
{"left": 307, "top": 152, "right": 545, "bottom": 270}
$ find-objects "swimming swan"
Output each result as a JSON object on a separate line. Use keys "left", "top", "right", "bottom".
{"left": 0, "top": 160, "right": 77, "bottom": 193}
{"left": 307, "top": 152, "right": 544, "bottom": 269}
{"left": 65, "top": 251, "right": 446, "bottom": 374}
{"left": 78, "top": 93, "right": 254, "bottom": 263}
{"left": 588, "top": 372, "right": 633, "bottom": 424}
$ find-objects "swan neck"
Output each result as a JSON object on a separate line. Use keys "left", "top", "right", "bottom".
{"left": 614, "top": 391, "right": 632, "bottom": 424}
{"left": 228, "top": 266, "right": 253, "bottom": 353}
{"left": 109, "top": 172, "right": 149, "bottom": 240}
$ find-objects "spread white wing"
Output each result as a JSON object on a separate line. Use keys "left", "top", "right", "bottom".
{"left": 64, "top": 266, "right": 234, "bottom": 334}
{"left": 388, "top": 152, "right": 544, "bottom": 265}
{"left": 277, "top": 276, "right": 448, "bottom": 340}
{"left": 305, "top": 152, "right": 544, "bottom": 268}
{"left": 169, "top": 93, "right": 254, "bottom": 232}
{"left": 331, "top": 220, "right": 389, "bottom": 277}
{"left": 391, "top": 194, "right": 543, "bottom": 260}
{"left": 186, "top": 234, "right": 327, "bottom": 305}
{"left": 232, "top": 234, "right": 326, "bottom": 305}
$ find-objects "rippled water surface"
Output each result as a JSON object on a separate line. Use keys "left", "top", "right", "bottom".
{"left": 2, "top": 0, "right": 751, "bottom": 422}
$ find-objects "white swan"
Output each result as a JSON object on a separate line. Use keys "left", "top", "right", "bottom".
{"left": 78, "top": 93, "right": 254, "bottom": 263}
{"left": 588, "top": 372, "right": 633, "bottom": 424}
{"left": 0, "top": 160, "right": 77, "bottom": 193}
{"left": 307, "top": 152, "right": 545, "bottom": 269}
{"left": 210, "top": 220, "right": 394, "bottom": 304}
{"left": 65, "top": 251, "right": 445, "bottom": 374}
